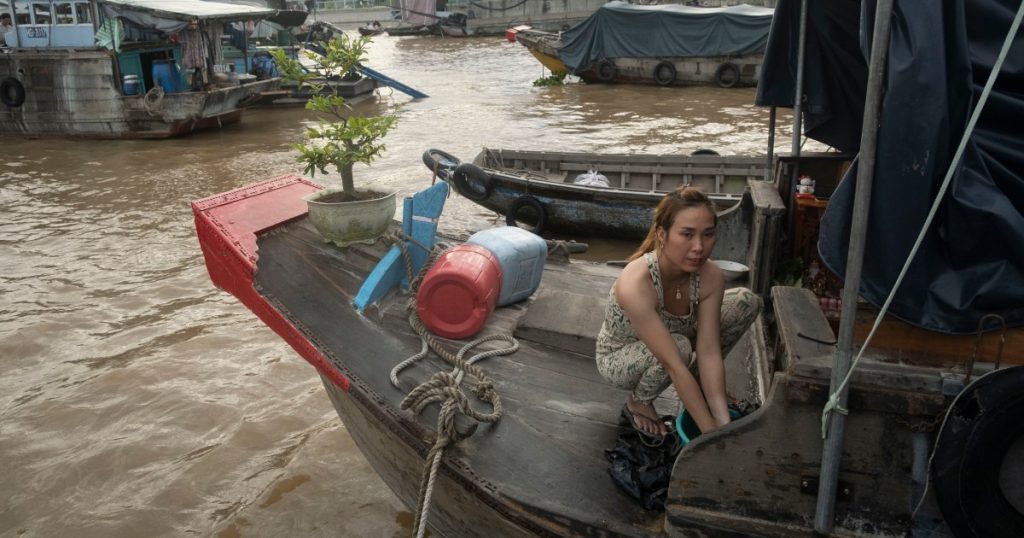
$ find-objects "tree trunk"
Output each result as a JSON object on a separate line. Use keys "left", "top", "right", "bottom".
{"left": 341, "top": 162, "right": 355, "bottom": 195}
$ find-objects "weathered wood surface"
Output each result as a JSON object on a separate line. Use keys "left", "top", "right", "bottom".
{"left": 254, "top": 220, "right": 667, "bottom": 536}
{"left": 478, "top": 148, "right": 766, "bottom": 194}
{"left": 663, "top": 286, "right": 956, "bottom": 536}
{"left": 252, "top": 217, "right": 773, "bottom": 536}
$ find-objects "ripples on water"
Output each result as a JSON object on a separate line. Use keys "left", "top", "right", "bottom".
{"left": 0, "top": 34, "right": 805, "bottom": 536}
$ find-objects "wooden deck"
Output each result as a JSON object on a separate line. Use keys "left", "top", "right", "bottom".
{"left": 252, "top": 218, "right": 768, "bottom": 536}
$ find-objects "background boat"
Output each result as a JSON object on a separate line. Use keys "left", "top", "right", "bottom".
{"left": 0, "top": 0, "right": 281, "bottom": 138}
{"left": 428, "top": 147, "right": 768, "bottom": 239}
{"left": 515, "top": 2, "right": 773, "bottom": 88}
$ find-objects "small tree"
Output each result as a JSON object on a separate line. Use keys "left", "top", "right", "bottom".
{"left": 272, "top": 35, "right": 398, "bottom": 200}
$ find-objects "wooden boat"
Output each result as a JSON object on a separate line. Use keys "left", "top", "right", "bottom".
{"left": 358, "top": 24, "right": 386, "bottom": 37}
{"left": 0, "top": 0, "right": 280, "bottom": 138}
{"left": 246, "top": 47, "right": 378, "bottom": 106}
{"left": 513, "top": 29, "right": 568, "bottom": 74}
{"left": 424, "top": 147, "right": 768, "bottom": 241}
{"left": 193, "top": 171, "right": 1022, "bottom": 536}
{"left": 192, "top": 175, "right": 775, "bottom": 536}
{"left": 514, "top": 2, "right": 773, "bottom": 88}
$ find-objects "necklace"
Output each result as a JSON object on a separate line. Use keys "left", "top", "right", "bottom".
{"left": 675, "top": 279, "right": 683, "bottom": 300}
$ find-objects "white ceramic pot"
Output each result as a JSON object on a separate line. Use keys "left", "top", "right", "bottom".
{"left": 303, "top": 188, "right": 396, "bottom": 247}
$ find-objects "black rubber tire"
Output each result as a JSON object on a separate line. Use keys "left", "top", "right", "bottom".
{"left": 594, "top": 59, "right": 617, "bottom": 83}
{"left": 714, "top": 63, "right": 740, "bottom": 88}
{"left": 451, "top": 163, "right": 492, "bottom": 201}
{"left": 421, "top": 149, "right": 460, "bottom": 176}
{"left": 932, "top": 365, "right": 1024, "bottom": 538}
{"left": 505, "top": 195, "right": 546, "bottom": 235}
{"left": 690, "top": 148, "right": 720, "bottom": 156}
{"left": 1, "top": 77, "right": 26, "bottom": 108}
{"left": 653, "top": 61, "right": 676, "bottom": 86}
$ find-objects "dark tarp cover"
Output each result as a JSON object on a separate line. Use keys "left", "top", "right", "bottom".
{"left": 761, "top": 0, "right": 1024, "bottom": 334}
{"left": 754, "top": 0, "right": 867, "bottom": 152}
{"left": 559, "top": 1, "right": 774, "bottom": 73}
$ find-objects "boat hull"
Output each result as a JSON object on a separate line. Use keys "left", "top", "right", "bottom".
{"left": 516, "top": 30, "right": 762, "bottom": 87}
{"left": 194, "top": 175, "right": 1022, "bottom": 537}
{"left": 0, "top": 49, "right": 278, "bottom": 138}
{"left": 459, "top": 148, "right": 767, "bottom": 242}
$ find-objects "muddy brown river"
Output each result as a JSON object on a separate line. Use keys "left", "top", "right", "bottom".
{"left": 0, "top": 32, "right": 804, "bottom": 537}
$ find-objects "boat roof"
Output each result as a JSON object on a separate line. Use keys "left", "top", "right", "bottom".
{"left": 99, "top": 0, "right": 276, "bottom": 21}
{"left": 559, "top": 0, "right": 774, "bottom": 71}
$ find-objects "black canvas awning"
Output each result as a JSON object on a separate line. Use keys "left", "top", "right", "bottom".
{"left": 758, "top": 0, "right": 1024, "bottom": 334}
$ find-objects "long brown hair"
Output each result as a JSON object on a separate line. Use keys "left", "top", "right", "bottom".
{"left": 628, "top": 186, "right": 716, "bottom": 261}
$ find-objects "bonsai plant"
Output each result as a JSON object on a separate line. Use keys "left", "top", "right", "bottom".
{"left": 271, "top": 35, "right": 399, "bottom": 246}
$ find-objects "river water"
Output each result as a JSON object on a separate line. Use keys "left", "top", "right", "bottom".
{"left": 0, "top": 35, "right": 802, "bottom": 537}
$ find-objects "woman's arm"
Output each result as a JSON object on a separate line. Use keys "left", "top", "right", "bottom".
{"left": 695, "top": 261, "right": 730, "bottom": 426}
{"left": 615, "top": 260, "right": 718, "bottom": 433}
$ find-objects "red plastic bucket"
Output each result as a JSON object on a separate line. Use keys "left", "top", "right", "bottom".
{"left": 416, "top": 244, "right": 502, "bottom": 339}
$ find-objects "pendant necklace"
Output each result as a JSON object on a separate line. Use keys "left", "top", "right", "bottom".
{"left": 675, "top": 281, "right": 683, "bottom": 300}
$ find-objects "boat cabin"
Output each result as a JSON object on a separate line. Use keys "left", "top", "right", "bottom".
{"left": 0, "top": 0, "right": 274, "bottom": 94}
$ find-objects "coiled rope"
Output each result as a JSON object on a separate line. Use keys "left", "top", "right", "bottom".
{"left": 383, "top": 231, "right": 519, "bottom": 538}
{"left": 143, "top": 86, "right": 164, "bottom": 116}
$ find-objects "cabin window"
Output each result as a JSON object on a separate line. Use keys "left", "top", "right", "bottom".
{"left": 55, "top": 3, "right": 73, "bottom": 25}
{"left": 75, "top": 2, "right": 91, "bottom": 24}
{"left": 31, "top": 3, "right": 49, "bottom": 24}
{"left": 14, "top": 2, "right": 30, "bottom": 24}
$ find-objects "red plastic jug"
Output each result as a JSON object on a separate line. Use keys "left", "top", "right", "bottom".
{"left": 416, "top": 244, "right": 502, "bottom": 339}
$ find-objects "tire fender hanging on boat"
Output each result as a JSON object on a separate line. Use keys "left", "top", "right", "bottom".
{"left": 714, "top": 63, "right": 740, "bottom": 88}
{"left": 931, "top": 365, "right": 1024, "bottom": 538}
{"left": 1, "top": 77, "right": 26, "bottom": 108}
{"left": 451, "top": 163, "right": 492, "bottom": 201}
{"left": 505, "top": 195, "right": 546, "bottom": 235}
{"left": 421, "top": 148, "right": 460, "bottom": 177}
{"left": 594, "top": 59, "right": 617, "bottom": 83}
{"left": 653, "top": 61, "right": 676, "bottom": 86}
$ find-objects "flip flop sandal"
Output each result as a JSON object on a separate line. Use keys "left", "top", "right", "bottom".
{"left": 619, "top": 404, "right": 666, "bottom": 448}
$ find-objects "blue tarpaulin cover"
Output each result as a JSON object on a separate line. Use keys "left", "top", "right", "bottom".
{"left": 559, "top": 1, "right": 774, "bottom": 73}
{"left": 757, "top": 0, "right": 1024, "bottom": 334}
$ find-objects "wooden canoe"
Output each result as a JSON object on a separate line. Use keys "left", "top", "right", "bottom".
{"left": 425, "top": 147, "right": 768, "bottom": 242}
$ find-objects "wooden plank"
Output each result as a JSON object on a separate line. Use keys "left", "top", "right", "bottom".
{"left": 559, "top": 162, "right": 768, "bottom": 176}
{"left": 770, "top": 286, "right": 836, "bottom": 372}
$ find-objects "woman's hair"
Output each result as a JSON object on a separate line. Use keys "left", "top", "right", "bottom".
{"left": 628, "top": 186, "right": 717, "bottom": 261}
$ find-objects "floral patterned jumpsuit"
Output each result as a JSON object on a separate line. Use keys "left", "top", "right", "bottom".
{"left": 595, "top": 252, "right": 762, "bottom": 403}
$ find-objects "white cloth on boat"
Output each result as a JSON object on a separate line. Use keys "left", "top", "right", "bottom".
{"left": 573, "top": 170, "right": 610, "bottom": 188}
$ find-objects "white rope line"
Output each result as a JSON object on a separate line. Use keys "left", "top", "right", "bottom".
{"left": 821, "top": 0, "right": 1024, "bottom": 438}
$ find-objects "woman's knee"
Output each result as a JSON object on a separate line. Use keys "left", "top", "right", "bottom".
{"left": 725, "top": 287, "right": 762, "bottom": 327}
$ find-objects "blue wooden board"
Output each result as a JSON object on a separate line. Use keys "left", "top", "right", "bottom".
{"left": 353, "top": 181, "right": 448, "bottom": 312}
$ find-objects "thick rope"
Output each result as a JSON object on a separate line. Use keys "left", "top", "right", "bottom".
{"left": 821, "top": 0, "right": 1024, "bottom": 439}
{"left": 383, "top": 232, "right": 518, "bottom": 537}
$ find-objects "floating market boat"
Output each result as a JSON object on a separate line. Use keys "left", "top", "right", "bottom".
{"left": 515, "top": 2, "right": 773, "bottom": 88}
{"left": 192, "top": 0, "right": 1024, "bottom": 535}
{"left": 423, "top": 147, "right": 770, "bottom": 241}
{"left": 0, "top": 0, "right": 281, "bottom": 138}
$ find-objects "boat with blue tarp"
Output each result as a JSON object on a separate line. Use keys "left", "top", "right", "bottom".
{"left": 515, "top": 1, "right": 773, "bottom": 88}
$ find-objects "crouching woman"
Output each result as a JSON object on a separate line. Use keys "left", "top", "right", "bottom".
{"left": 595, "top": 187, "right": 762, "bottom": 441}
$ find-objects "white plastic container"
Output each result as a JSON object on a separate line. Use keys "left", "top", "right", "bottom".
{"left": 467, "top": 226, "right": 547, "bottom": 306}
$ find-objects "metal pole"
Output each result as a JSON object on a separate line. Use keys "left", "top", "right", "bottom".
{"left": 766, "top": 107, "right": 777, "bottom": 182}
{"left": 785, "top": 0, "right": 809, "bottom": 238}
{"left": 813, "top": 0, "right": 895, "bottom": 532}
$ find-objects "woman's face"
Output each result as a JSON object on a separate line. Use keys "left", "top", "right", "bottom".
{"left": 658, "top": 206, "right": 717, "bottom": 273}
